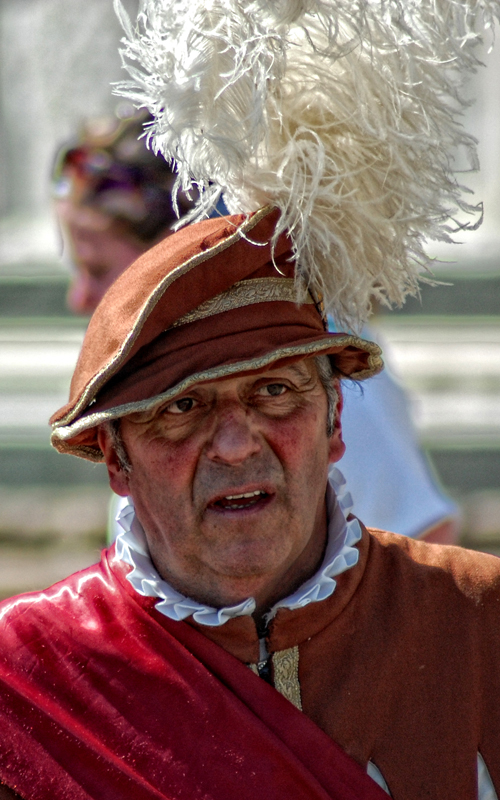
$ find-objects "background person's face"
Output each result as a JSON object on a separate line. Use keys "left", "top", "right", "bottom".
{"left": 57, "top": 203, "right": 146, "bottom": 314}
{"left": 100, "top": 359, "right": 345, "bottom": 612}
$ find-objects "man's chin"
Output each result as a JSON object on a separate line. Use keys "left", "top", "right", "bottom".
{"left": 206, "top": 539, "right": 296, "bottom": 584}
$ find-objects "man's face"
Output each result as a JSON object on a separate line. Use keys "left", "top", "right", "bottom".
{"left": 99, "top": 359, "right": 344, "bottom": 612}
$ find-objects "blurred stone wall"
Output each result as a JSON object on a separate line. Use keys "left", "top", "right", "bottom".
{"left": 0, "top": 0, "right": 138, "bottom": 217}
{"left": 0, "top": 0, "right": 139, "bottom": 596}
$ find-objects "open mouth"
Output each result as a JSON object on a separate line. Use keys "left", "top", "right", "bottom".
{"left": 209, "top": 490, "right": 270, "bottom": 512}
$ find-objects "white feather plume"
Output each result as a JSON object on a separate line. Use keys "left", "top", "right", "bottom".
{"left": 113, "top": 0, "right": 500, "bottom": 330}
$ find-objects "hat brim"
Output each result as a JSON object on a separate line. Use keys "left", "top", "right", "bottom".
{"left": 51, "top": 332, "right": 382, "bottom": 461}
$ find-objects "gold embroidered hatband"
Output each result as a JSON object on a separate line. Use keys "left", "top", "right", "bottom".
{"left": 170, "top": 278, "right": 314, "bottom": 329}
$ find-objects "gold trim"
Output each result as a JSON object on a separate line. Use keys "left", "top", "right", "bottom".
{"left": 52, "top": 442, "right": 103, "bottom": 463}
{"left": 170, "top": 278, "right": 313, "bottom": 329}
{"left": 51, "top": 335, "right": 383, "bottom": 457}
{"left": 272, "top": 646, "right": 302, "bottom": 711}
{"left": 55, "top": 206, "right": 277, "bottom": 428}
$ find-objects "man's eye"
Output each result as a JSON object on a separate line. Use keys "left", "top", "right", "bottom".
{"left": 259, "top": 383, "right": 287, "bottom": 397}
{"left": 166, "top": 397, "right": 197, "bottom": 414}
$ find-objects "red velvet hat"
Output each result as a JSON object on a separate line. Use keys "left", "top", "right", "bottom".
{"left": 50, "top": 207, "right": 382, "bottom": 461}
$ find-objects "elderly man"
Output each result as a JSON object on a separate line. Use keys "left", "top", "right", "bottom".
{"left": 0, "top": 208, "right": 499, "bottom": 800}
{"left": 3, "top": 0, "right": 500, "bottom": 795}
{"left": 52, "top": 108, "right": 459, "bottom": 546}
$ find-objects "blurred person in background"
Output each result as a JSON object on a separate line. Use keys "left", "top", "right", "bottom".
{"left": 51, "top": 105, "right": 197, "bottom": 315}
{"left": 51, "top": 107, "right": 459, "bottom": 546}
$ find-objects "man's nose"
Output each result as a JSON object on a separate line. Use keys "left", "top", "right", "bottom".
{"left": 205, "top": 407, "right": 262, "bottom": 465}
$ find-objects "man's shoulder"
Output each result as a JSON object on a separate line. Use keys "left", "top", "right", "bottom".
{"left": 0, "top": 547, "right": 145, "bottom": 690}
{"left": 0, "top": 549, "right": 114, "bottom": 637}
{"left": 366, "top": 526, "right": 500, "bottom": 606}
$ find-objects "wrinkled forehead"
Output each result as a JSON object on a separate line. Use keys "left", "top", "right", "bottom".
{"left": 183, "top": 355, "right": 320, "bottom": 388}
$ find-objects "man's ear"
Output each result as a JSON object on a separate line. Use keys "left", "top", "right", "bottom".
{"left": 97, "top": 426, "right": 130, "bottom": 497}
{"left": 328, "top": 380, "right": 345, "bottom": 464}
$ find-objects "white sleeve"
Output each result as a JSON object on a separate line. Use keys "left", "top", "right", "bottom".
{"left": 338, "top": 366, "right": 457, "bottom": 538}
{"left": 367, "top": 761, "right": 390, "bottom": 794}
{"left": 478, "top": 754, "right": 499, "bottom": 800}
{"left": 366, "top": 754, "right": 497, "bottom": 799}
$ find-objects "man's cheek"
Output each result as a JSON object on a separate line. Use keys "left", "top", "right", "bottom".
{"left": 131, "top": 437, "right": 190, "bottom": 480}
{"left": 271, "top": 423, "right": 322, "bottom": 463}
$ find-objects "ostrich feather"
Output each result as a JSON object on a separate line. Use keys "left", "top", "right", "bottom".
{"left": 113, "top": 0, "right": 500, "bottom": 330}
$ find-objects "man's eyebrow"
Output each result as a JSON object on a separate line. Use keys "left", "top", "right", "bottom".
{"left": 269, "top": 362, "right": 314, "bottom": 384}
{"left": 287, "top": 363, "right": 310, "bottom": 377}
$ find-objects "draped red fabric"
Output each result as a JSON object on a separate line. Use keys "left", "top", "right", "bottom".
{"left": 0, "top": 547, "right": 387, "bottom": 800}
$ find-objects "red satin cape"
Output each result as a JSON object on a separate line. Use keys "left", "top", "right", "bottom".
{"left": 0, "top": 547, "right": 387, "bottom": 800}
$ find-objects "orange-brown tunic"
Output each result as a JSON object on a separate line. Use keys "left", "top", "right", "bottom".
{"left": 0, "top": 528, "right": 499, "bottom": 799}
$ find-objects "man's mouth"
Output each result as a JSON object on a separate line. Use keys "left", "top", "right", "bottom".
{"left": 209, "top": 490, "right": 270, "bottom": 511}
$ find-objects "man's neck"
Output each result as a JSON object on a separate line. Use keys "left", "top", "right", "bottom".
{"left": 154, "top": 503, "right": 330, "bottom": 620}
{"left": 251, "top": 513, "right": 329, "bottom": 623}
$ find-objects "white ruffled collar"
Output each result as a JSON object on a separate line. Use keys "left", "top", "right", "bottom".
{"left": 115, "top": 466, "right": 362, "bottom": 627}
